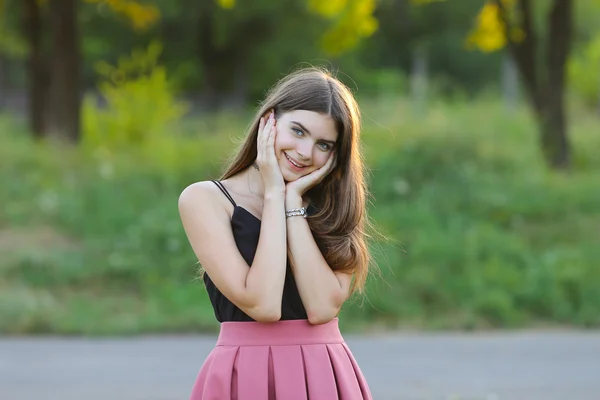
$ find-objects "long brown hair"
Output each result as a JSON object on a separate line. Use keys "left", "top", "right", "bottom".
{"left": 220, "top": 67, "right": 376, "bottom": 295}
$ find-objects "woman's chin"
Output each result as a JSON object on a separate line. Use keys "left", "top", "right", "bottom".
{"left": 280, "top": 163, "right": 313, "bottom": 183}
{"left": 282, "top": 169, "right": 312, "bottom": 183}
{"left": 282, "top": 173, "right": 299, "bottom": 183}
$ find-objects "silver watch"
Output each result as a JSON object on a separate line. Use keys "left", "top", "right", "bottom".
{"left": 285, "top": 207, "right": 307, "bottom": 218}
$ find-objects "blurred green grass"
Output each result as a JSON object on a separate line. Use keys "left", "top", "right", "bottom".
{"left": 1, "top": 96, "right": 599, "bottom": 335}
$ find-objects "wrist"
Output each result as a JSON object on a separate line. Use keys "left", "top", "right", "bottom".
{"left": 264, "top": 188, "right": 286, "bottom": 200}
{"left": 285, "top": 193, "right": 303, "bottom": 209}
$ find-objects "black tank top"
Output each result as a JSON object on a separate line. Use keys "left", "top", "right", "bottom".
{"left": 204, "top": 180, "right": 308, "bottom": 322}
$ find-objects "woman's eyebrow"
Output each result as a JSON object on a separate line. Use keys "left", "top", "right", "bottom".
{"left": 291, "top": 121, "right": 311, "bottom": 134}
{"left": 291, "top": 121, "right": 336, "bottom": 144}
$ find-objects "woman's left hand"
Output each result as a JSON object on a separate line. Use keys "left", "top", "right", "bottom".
{"left": 286, "top": 152, "right": 336, "bottom": 199}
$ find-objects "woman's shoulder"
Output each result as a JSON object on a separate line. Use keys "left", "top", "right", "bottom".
{"left": 179, "top": 180, "right": 218, "bottom": 200}
{"left": 178, "top": 180, "right": 230, "bottom": 215}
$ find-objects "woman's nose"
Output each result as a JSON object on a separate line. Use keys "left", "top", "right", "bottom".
{"left": 297, "top": 144, "right": 312, "bottom": 160}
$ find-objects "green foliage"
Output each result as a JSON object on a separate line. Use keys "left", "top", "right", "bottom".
{"left": 2, "top": 0, "right": 600, "bottom": 103}
{"left": 84, "top": 0, "right": 161, "bottom": 31}
{"left": 81, "top": 41, "right": 189, "bottom": 152}
{"left": 343, "top": 97, "right": 600, "bottom": 330}
{"left": 1, "top": 96, "right": 599, "bottom": 334}
{"left": 308, "top": 0, "right": 378, "bottom": 56}
{"left": 0, "top": 0, "right": 27, "bottom": 58}
{"left": 568, "top": 34, "right": 600, "bottom": 109}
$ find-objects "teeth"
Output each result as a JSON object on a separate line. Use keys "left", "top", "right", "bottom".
{"left": 285, "top": 153, "right": 303, "bottom": 167}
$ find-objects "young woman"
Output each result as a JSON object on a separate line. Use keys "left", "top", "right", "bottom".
{"left": 179, "top": 67, "right": 375, "bottom": 399}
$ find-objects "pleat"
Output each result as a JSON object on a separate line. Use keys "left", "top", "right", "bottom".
{"left": 268, "top": 347, "right": 275, "bottom": 400}
{"left": 301, "top": 344, "right": 339, "bottom": 400}
{"left": 271, "top": 345, "right": 308, "bottom": 399}
{"left": 189, "top": 350, "right": 217, "bottom": 400}
{"left": 192, "top": 346, "right": 239, "bottom": 400}
{"left": 342, "top": 343, "right": 373, "bottom": 400}
{"left": 236, "top": 345, "right": 270, "bottom": 400}
{"left": 326, "top": 344, "right": 364, "bottom": 400}
{"left": 190, "top": 320, "right": 372, "bottom": 400}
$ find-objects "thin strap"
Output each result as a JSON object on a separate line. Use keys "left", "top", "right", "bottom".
{"left": 211, "top": 180, "right": 237, "bottom": 207}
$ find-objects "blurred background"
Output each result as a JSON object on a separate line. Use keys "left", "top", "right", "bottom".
{"left": 0, "top": 0, "right": 599, "bottom": 336}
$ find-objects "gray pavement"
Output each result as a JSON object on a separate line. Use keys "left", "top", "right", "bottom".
{"left": 1, "top": 330, "right": 599, "bottom": 400}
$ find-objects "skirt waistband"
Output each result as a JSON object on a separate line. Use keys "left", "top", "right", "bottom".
{"left": 216, "top": 318, "right": 343, "bottom": 346}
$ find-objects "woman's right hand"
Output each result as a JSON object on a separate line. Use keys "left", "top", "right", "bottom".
{"left": 256, "top": 111, "right": 285, "bottom": 194}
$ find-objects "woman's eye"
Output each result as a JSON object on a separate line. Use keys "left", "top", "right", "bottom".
{"left": 292, "top": 128, "right": 303, "bottom": 136}
{"left": 318, "top": 143, "right": 331, "bottom": 151}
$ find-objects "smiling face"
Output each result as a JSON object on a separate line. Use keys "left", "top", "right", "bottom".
{"left": 273, "top": 110, "right": 339, "bottom": 182}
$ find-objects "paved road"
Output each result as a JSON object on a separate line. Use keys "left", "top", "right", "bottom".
{"left": 1, "top": 330, "right": 599, "bottom": 400}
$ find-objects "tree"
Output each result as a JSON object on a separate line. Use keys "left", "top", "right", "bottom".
{"left": 214, "top": 0, "right": 379, "bottom": 61}
{"left": 13, "top": 0, "right": 160, "bottom": 141}
{"left": 317, "top": 0, "right": 580, "bottom": 169}
{"left": 204, "top": 0, "right": 380, "bottom": 108}
{"left": 467, "top": 0, "right": 574, "bottom": 169}
{"left": 22, "top": 0, "right": 45, "bottom": 138}
{"left": 193, "top": 0, "right": 274, "bottom": 109}
{"left": 306, "top": 0, "right": 378, "bottom": 56}
{"left": 47, "top": 0, "right": 81, "bottom": 141}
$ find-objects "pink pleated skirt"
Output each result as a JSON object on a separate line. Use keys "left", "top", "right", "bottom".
{"left": 189, "top": 318, "right": 372, "bottom": 400}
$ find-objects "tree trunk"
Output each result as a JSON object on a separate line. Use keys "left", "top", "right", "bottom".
{"left": 537, "top": 95, "right": 569, "bottom": 168}
{"left": 499, "top": 0, "right": 572, "bottom": 169}
{"left": 23, "top": 0, "right": 47, "bottom": 138}
{"left": 538, "top": 0, "right": 572, "bottom": 168}
{"left": 47, "top": 0, "right": 80, "bottom": 142}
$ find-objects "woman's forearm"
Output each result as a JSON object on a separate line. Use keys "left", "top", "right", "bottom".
{"left": 244, "top": 191, "right": 288, "bottom": 320}
{"left": 286, "top": 195, "right": 348, "bottom": 324}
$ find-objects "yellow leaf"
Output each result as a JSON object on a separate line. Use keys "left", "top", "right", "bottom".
{"left": 308, "top": 0, "right": 348, "bottom": 17}
{"left": 465, "top": 0, "right": 526, "bottom": 53}
{"left": 410, "top": 0, "right": 446, "bottom": 4}
{"left": 318, "top": 0, "right": 378, "bottom": 56}
{"left": 465, "top": 1, "right": 507, "bottom": 53}
{"left": 84, "top": 0, "right": 160, "bottom": 31}
{"left": 216, "top": 0, "right": 235, "bottom": 9}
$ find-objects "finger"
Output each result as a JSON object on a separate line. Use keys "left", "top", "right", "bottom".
{"left": 267, "top": 117, "right": 277, "bottom": 154}
{"left": 258, "top": 116, "right": 265, "bottom": 135}
{"left": 263, "top": 115, "right": 274, "bottom": 142}
{"left": 315, "top": 153, "right": 336, "bottom": 181}
{"left": 260, "top": 115, "right": 273, "bottom": 144}
{"left": 259, "top": 117, "right": 274, "bottom": 165}
{"left": 269, "top": 117, "right": 277, "bottom": 142}
{"left": 257, "top": 117, "right": 269, "bottom": 162}
{"left": 329, "top": 151, "right": 337, "bottom": 168}
{"left": 323, "top": 152, "right": 335, "bottom": 171}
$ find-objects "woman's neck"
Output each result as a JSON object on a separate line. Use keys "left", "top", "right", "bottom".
{"left": 246, "top": 163, "right": 265, "bottom": 199}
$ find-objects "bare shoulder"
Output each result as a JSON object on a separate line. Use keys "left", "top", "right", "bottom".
{"left": 179, "top": 180, "right": 217, "bottom": 201}
{"left": 177, "top": 180, "right": 240, "bottom": 261}
{"left": 178, "top": 180, "right": 231, "bottom": 216}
